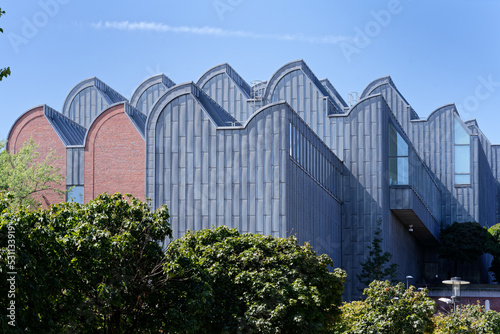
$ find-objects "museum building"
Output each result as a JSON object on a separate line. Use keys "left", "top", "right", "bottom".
{"left": 8, "top": 60, "right": 499, "bottom": 299}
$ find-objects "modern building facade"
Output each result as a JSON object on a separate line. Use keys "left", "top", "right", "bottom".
{"left": 7, "top": 60, "right": 500, "bottom": 299}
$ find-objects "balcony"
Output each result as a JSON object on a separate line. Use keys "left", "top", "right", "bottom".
{"left": 390, "top": 140, "right": 441, "bottom": 245}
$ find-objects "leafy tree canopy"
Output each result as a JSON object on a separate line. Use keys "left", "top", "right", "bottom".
{"left": 439, "top": 222, "right": 489, "bottom": 264}
{"left": 0, "top": 193, "right": 172, "bottom": 333}
{"left": 357, "top": 218, "right": 399, "bottom": 288}
{"left": 336, "top": 280, "right": 436, "bottom": 334}
{"left": 165, "top": 226, "right": 347, "bottom": 334}
{"left": 487, "top": 223, "right": 500, "bottom": 282}
{"left": 0, "top": 139, "right": 65, "bottom": 208}
{"left": 434, "top": 303, "right": 500, "bottom": 334}
{"left": 0, "top": 8, "right": 11, "bottom": 81}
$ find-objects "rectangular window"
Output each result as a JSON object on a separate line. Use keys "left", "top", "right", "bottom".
{"left": 389, "top": 123, "right": 409, "bottom": 185}
{"left": 454, "top": 118, "right": 471, "bottom": 185}
{"left": 288, "top": 122, "right": 339, "bottom": 197}
{"left": 67, "top": 185, "right": 84, "bottom": 204}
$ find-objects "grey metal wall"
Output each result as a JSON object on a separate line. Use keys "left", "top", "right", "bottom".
{"left": 146, "top": 85, "right": 288, "bottom": 239}
{"left": 411, "top": 106, "right": 478, "bottom": 225}
{"left": 287, "top": 113, "right": 343, "bottom": 268}
{"left": 197, "top": 65, "right": 251, "bottom": 122}
{"left": 146, "top": 82, "right": 344, "bottom": 268}
{"left": 466, "top": 121, "right": 497, "bottom": 228}
{"left": 492, "top": 145, "right": 500, "bottom": 224}
{"left": 369, "top": 83, "right": 417, "bottom": 136}
{"left": 66, "top": 86, "right": 110, "bottom": 129}
{"left": 62, "top": 78, "right": 126, "bottom": 129}
{"left": 263, "top": 63, "right": 426, "bottom": 299}
{"left": 136, "top": 83, "right": 169, "bottom": 116}
{"left": 329, "top": 96, "right": 422, "bottom": 299}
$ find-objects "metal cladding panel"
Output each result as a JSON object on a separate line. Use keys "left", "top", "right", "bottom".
{"left": 320, "top": 78, "right": 348, "bottom": 109}
{"left": 136, "top": 83, "right": 169, "bottom": 116}
{"left": 410, "top": 106, "right": 482, "bottom": 226}
{"left": 201, "top": 72, "right": 249, "bottom": 122}
{"left": 371, "top": 84, "right": 413, "bottom": 136}
{"left": 66, "top": 147, "right": 84, "bottom": 186}
{"left": 44, "top": 106, "right": 86, "bottom": 146}
{"left": 286, "top": 111, "right": 343, "bottom": 268}
{"left": 327, "top": 96, "right": 424, "bottom": 300}
{"left": 195, "top": 86, "right": 241, "bottom": 126}
{"left": 124, "top": 104, "right": 147, "bottom": 138}
{"left": 67, "top": 86, "right": 109, "bottom": 129}
{"left": 147, "top": 97, "right": 292, "bottom": 241}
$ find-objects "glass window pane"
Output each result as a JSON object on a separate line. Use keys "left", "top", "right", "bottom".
{"left": 389, "top": 123, "right": 408, "bottom": 157}
{"left": 67, "top": 186, "right": 84, "bottom": 204}
{"left": 455, "top": 174, "right": 470, "bottom": 185}
{"left": 389, "top": 157, "right": 409, "bottom": 185}
{"left": 397, "top": 157, "right": 409, "bottom": 184}
{"left": 389, "top": 124, "right": 398, "bottom": 156}
{"left": 397, "top": 132, "right": 408, "bottom": 156}
{"left": 389, "top": 157, "right": 397, "bottom": 185}
{"left": 455, "top": 145, "right": 470, "bottom": 173}
{"left": 454, "top": 118, "right": 470, "bottom": 145}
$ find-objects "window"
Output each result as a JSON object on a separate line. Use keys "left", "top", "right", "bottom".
{"left": 67, "top": 185, "right": 84, "bottom": 204}
{"left": 389, "top": 123, "right": 409, "bottom": 185}
{"left": 454, "top": 118, "right": 470, "bottom": 185}
{"left": 289, "top": 122, "right": 339, "bottom": 196}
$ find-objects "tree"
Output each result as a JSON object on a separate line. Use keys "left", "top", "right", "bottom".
{"left": 0, "top": 8, "right": 11, "bottom": 81}
{"left": 335, "top": 280, "right": 436, "bottom": 333}
{"left": 0, "top": 139, "right": 65, "bottom": 208}
{"left": 434, "top": 303, "right": 500, "bottom": 333}
{"left": 438, "top": 222, "right": 489, "bottom": 275}
{"left": 164, "top": 226, "right": 347, "bottom": 333}
{"left": 357, "top": 218, "right": 399, "bottom": 288}
{"left": 0, "top": 193, "right": 172, "bottom": 333}
{"left": 486, "top": 223, "right": 500, "bottom": 282}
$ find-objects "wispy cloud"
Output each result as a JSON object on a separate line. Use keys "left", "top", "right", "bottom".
{"left": 90, "top": 21, "right": 348, "bottom": 45}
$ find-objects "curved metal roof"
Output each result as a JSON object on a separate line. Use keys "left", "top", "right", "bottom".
{"left": 147, "top": 82, "right": 241, "bottom": 132}
{"left": 61, "top": 77, "right": 127, "bottom": 128}
{"left": 130, "top": 74, "right": 175, "bottom": 110}
{"left": 320, "top": 78, "right": 348, "bottom": 108}
{"left": 196, "top": 63, "right": 251, "bottom": 97}
{"left": 262, "top": 60, "right": 344, "bottom": 116}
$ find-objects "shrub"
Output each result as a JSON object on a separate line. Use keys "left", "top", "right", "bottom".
{"left": 434, "top": 303, "right": 500, "bottom": 334}
{"left": 165, "top": 226, "right": 347, "bottom": 333}
{"left": 335, "top": 280, "right": 436, "bottom": 333}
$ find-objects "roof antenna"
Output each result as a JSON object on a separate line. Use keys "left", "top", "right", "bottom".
{"left": 348, "top": 92, "right": 359, "bottom": 107}
{"left": 250, "top": 80, "right": 265, "bottom": 112}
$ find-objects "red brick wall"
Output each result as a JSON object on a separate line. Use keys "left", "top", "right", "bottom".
{"left": 84, "top": 104, "right": 145, "bottom": 202}
{"left": 7, "top": 106, "right": 67, "bottom": 207}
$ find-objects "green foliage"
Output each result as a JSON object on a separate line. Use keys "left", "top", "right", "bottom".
{"left": 357, "top": 218, "right": 399, "bottom": 287}
{"left": 0, "top": 193, "right": 172, "bottom": 333}
{"left": 164, "top": 226, "right": 347, "bottom": 333}
{"left": 0, "top": 8, "right": 10, "bottom": 81}
{"left": 487, "top": 223, "right": 500, "bottom": 282}
{"left": 335, "top": 280, "right": 436, "bottom": 334}
{"left": 439, "top": 222, "right": 489, "bottom": 275}
{"left": 0, "top": 139, "right": 65, "bottom": 208}
{"left": 434, "top": 303, "right": 500, "bottom": 334}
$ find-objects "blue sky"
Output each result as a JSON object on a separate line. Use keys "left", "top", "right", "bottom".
{"left": 1, "top": 0, "right": 500, "bottom": 143}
